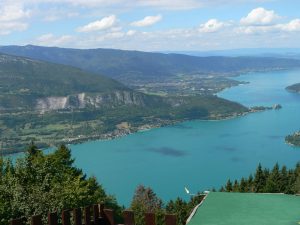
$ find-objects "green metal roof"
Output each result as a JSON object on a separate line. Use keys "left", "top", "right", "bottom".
{"left": 188, "top": 192, "right": 300, "bottom": 225}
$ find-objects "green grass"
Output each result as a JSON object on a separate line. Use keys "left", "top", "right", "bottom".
{"left": 188, "top": 192, "right": 300, "bottom": 225}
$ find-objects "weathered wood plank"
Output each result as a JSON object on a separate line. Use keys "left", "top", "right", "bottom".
{"left": 84, "top": 206, "right": 92, "bottom": 225}
{"left": 62, "top": 210, "right": 71, "bottom": 225}
{"left": 31, "top": 215, "right": 43, "bottom": 225}
{"left": 123, "top": 210, "right": 135, "bottom": 225}
{"left": 48, "top": 212, "right": 58, "bottom": 225}
{"left": 145, "top": 213, "right": 155, "bottom": 225}
{"left": 165, "top": 214, "right": 177, "bottom": 225}
{"left": 103, "top": 209, "right": 114, "bottom": 225}
{"left": 10, "top": 218, "right": 26, "bottom": 225}
{"left": 73, "top": 208, "right": 82, "bottom": 225}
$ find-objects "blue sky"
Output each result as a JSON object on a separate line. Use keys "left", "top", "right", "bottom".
{"left": 1, "top": 0, "right": 300, "bottom": 51}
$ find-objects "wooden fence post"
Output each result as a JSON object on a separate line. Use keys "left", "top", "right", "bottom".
{"left": 73, "top": 208, "right": 82, "bottom": 225}
{"left": 84, "top": 206, "right": 92, "bottom": 225}
{"left": 165, "top": 214, "right": 177, "bottom": 225}
{"left": 144, "top": 213, "right": 155, "bottom": 225}
{"left": 99, "top": 204, "right": 105, "bottom": 218}
{"left": 31, "top": 215, "right": 43, "bottom": 225}
{"left": 62, "top": 210, "right": 71, "bottom": 225}
{"left": 123, "top": 210, "right": 135, "bottom": 225}
{"left": 10, "top": 218, "right": 26, "bottom": 225}
{"left": 96, "top": 204, "right": 107, "bottom": 225}
{"left": 103, "top": 209, "right": 114, "bottom": 225}
{"left": 93, "top": 204, "right": 100, "bottom": 225}
{"left": 48, "top": 212, "right": 58, "bottom": 225}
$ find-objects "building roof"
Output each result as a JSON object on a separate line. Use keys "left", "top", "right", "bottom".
{"left": 188, "top": 192, "right": 300, "bottom": 225}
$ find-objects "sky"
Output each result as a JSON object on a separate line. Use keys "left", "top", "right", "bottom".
{"left": 1, "top": 0, "right": 300, "bottom": 51}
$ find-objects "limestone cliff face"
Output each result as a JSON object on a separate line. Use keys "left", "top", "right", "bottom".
{"left": 35, "top": 91, "right": 146, "bottom": 112}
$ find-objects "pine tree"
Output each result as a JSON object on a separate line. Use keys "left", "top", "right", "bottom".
{"left": 279, "top": 165, "right": 289, "bottom": 193}
{"left": 239, "top": 178, "right": 247, "bottom": 193}
{"left": 225, "top": 179, "right": 233, "bottom": 192}
{"left": 294, "top": 163, "right": 300, "bottom": 194}
{"left": 233, "top": 180, "right": 240, "bottom": 192}
{"left": 254, "top": 163, "right": 266, "bottom": 192}
{"left": 247, "top": 174, "right": 254, "bottom": 192}
{"left": 265, "top": 163, "right": 280, "bottom": 193}
{"left": 131, "top": 185, "right": 164, "bottom": 225}
{"left": 166, "top": 198, "right": 189, "bottom": 225}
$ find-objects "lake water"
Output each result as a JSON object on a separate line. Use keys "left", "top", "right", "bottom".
{"left": 69, "top": 69, "right": 300, "bottom": 206}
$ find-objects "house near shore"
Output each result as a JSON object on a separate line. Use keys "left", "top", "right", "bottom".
{"left": 187, "top": 192, "right": 300, "bottom": 225}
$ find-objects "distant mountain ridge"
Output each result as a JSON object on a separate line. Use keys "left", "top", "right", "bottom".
{"left": 164, "top": 48, "right": 300, "bottom": 58}
{"left": 1, "top": 45, "right": 300, "bottom": 86}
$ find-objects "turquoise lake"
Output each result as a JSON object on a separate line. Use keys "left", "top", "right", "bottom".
{"left": 69, "top": 69, "right": 300, "bottom": 206}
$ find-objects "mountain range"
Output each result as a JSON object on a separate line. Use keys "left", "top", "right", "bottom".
{"left": 1, "top": 45, "right": 300, "bottom": 86}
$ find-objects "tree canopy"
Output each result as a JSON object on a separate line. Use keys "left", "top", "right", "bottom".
{"left": 0, "top": 144, "right": 121, "bottom": 225}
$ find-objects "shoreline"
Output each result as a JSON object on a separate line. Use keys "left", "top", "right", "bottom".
{"left": 3, "top": 68, "right": 291, "bottom": 155}
{"left": 2, "top": 109, "right": 275, "bottom": 156}
{"left": 7, "top": 108, "right": 270, "bottom": 156}
{"left": 55, "top": 71, "right": 283, "bottom": 150}
{"left": 2, "top": 112, "right": 248, "bottom": 156}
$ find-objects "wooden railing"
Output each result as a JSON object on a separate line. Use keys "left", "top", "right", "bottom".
{"left": 10, "top": 204, "right": 177, "bottom": 225}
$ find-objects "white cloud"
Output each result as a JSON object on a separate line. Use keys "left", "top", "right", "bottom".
{"left": 131, "top": 15, "right": 162, "bottom": 27}
{"left": 4, "top": 0, "right": 300, "bottom": 50}
{"left": 14, "top": 0, "right": 273, "bottom": 10}
{"left": 43, "top": 10, "right": 79, "bottom": 22}
{"left": 135, "top": 0, "right": 202, "bottom": 10}
{"left": 240, "top": 7, "right": 280, "bottom": 26}
{"left": 237, "top": 18, "right": 300, "bottom": 34}
{"left": 35, "top": 33, "right": 74, "bottom": 46}
{"left": 0, "top": 2, "right": 30, "bottom": 35}
{"left": 236, "top": 25, "right": 276, "bottom": 34}
{"left": 52, "top": 0, "right": 270, "bottom": 10}
{"left": 0, "top": 3, "right": 31, "bottom": 22}
{"left": 21, "top": 0, "right": 202, "bottom": 10}
{"left": 77, "top": 15, "right": 117, "bottom": 32}
{"left": 0, "top": 22, "right": 28, "bottom": 35}
{"left": 31, "top": 19, "right": 300, "bottom": 51}
{"left": 64, "top": 0, "right": 122, "bottom": 7}
{"left": 280, "top": 19, "right": 300, "bottom": 32}
{"left": 104, "top": 31, "right": 125, "bottom": 39}
{"left": 199, "top": 19, "right": 225, "bottom": 33}
{"left": 126, "top": 30, "right": 136, "bottom": 36}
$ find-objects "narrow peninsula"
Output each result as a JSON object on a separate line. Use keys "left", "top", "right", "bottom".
{"left": 286, "top": 132, "right": 300, "bottom": 146}
{"left": 286, "top": 83, "right": 300, "bottom": 93}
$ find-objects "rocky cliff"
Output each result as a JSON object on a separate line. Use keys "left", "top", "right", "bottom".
{"left": 35, "top": 91, "right": 147, "bottom": 113}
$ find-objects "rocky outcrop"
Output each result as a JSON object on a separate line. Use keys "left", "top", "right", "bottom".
{"left": 35, "top": 91, "right": 147, "bottom": 113}
{"left": 36, "top": 96, "right": 69, "bottom": 112}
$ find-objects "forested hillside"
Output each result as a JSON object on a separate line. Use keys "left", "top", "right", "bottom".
{"left": 0, "top": 53, "right": 248, "bottom": 153}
